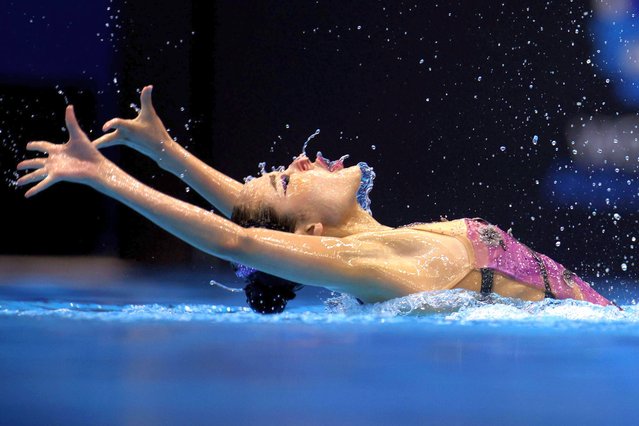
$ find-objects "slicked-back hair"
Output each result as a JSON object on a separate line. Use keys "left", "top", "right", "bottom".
{"left": 230, "top": 203, "right": 304, "bottom": 314}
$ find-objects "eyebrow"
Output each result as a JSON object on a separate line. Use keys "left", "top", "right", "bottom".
{"left": 269, "top": 174, "right": 277, "bottom": 192}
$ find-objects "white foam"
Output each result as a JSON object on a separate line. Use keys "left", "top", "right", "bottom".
{"left": 0, "top": 290, "right": 636, "bottom": 328}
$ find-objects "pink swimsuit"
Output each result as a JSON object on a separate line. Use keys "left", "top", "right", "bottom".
{"left": 465, "top": 218, "right": 614, "bottom": 307}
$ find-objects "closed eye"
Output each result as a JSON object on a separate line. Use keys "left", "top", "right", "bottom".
{"left": 281, "top": 174, "right": 290, "bottom": 194}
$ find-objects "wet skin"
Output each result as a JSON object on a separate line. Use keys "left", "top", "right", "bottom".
{"left": 15, "top": 87, "right": 589, "bottom": 305}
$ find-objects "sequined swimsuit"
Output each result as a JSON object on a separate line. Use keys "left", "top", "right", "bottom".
{"left": 409, "top": 218, "right": 615, "bottom": 307}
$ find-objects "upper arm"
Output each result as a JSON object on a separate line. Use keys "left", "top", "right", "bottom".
{"left": 231, "top": 227, "right": 381, "bottom": 292}
{"left": 229, "top": 227, "right": 438, "bottom": 301}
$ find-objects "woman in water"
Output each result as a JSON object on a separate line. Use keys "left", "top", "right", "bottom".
{"left": 16, "top": 86, "right": 615, "bottom": 313}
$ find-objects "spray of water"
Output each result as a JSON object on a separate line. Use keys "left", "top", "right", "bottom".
{"left": 301, "top": 128, "right": 321, "bottom": 156}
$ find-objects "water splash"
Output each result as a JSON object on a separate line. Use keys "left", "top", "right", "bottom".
{"left": 301, "top": 129, "right": 321, "bottom": 156}
{"left": 209, "top": 279, "right": 243, "bottom": 293}
{"left": 1, "top": 290, "right": 635, "bottom": 327}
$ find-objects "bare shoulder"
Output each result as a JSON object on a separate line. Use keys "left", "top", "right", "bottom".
{"left": 337, "top": 227, "right": 473, "bottom": 300}
{"left": 344, "top": 225, "right": 469, "bottom": 258}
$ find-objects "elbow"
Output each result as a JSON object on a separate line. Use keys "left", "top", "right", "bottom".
{"left": 215, "top": 226, "right": 248, "bottom": 260}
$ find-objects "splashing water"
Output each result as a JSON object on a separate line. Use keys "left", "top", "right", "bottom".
{"left": 129, "top": 102, "right": 140, "bottom": 113}
{"left": 301, "top": 128, "right": 321, "bottom": 156}
{"left": 1, "top": 289, "right": 635, "bottom": 327}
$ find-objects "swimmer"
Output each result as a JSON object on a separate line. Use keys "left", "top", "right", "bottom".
{"left": 16, "top": 86, "right": 616, "bottom": 313}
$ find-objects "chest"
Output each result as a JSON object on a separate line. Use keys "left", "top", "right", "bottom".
{"left": 349, "top": 229, "right": 473, "bottom": 298}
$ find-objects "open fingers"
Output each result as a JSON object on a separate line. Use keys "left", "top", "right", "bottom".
{"left": 24, "top": 176, "right": 54, "bottom": 198}
{"left": 65, "top": 105, "right": 88, "bottom": 141}
{"left": 93, "top": 131, "right": 121, "bottom": 149}
{"left": 102, "top": 117, "right": 127, "bottom": 133}
{"left": 140, "top": 85, "right": 156, "bottom": 117}
{"left": 26, "top": 141, "right": 57, "bottom": 154}
{"left": 17, "top": 158, "right": 46, "bottom": 171}
{"left": 16, "top": 169, "right": 47, "bottom": 187}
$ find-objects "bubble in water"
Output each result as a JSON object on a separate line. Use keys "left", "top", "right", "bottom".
{"left": 555, "top": 241, "right": 561, "bottom": 247}
{"left": 613, "top": 213, "right": 621, "bottom": 220}
{"left": 532, "top": 135, "right": 538, "bottom": 145}
{"left": 500, "top": 146, "right": 506, "bottom": 152}
{"left": 371, "top": 145, "right": 376, "bottom": 150}
{"left": 621, "top": 263, "right": 628, "bottom": 271}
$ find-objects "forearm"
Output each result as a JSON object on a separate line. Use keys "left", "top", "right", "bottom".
{"left": 155, "top": 140, "right": 243, "bottom": 217}
{"left": 92, "top": 159, "right": 243, "bottom": 259}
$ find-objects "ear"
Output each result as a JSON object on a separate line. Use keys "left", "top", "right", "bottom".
{"left": 296, "top": 222, "right": 324, "bottom": 236}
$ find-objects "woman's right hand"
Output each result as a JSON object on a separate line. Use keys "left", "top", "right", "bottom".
{"left": 94, "top": 85, "right": 172, "bottom": 160}
{"left": 17, "top": 105, "right": 109, "bottom": 197}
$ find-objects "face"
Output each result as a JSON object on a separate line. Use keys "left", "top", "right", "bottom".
{"left": 239, "top": 154, "right": 362, "bottom": 228}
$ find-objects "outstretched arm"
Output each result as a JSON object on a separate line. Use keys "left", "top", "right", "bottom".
{"left": 17, "top": 106, "right": 412, "bottom": 301}
{"left": 18, "top": 105, "right": 243, "bottom": 258}
{"left": 94, "top": 86, "right": 242, "bottom": 217}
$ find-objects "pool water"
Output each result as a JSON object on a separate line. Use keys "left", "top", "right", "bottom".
{"left": 1, "top": 264, "right": 638, "bottom": 425}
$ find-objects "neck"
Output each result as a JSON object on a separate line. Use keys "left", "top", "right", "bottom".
{"left": 323, "top": 204, "right": 392, "bottom": 237}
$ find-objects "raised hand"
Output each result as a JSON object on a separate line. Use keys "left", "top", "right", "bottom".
{"left": 96, "top": 84, "right": 243, "bottom": 217}
{"left": 17, "top": 105, "right": 107, "bottom": 198}
{"left": 94, "top": 85, "right": 172, "bottom": 159}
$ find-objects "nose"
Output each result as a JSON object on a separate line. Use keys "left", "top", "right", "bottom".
{"left": 288, "top": 154, "right": 314, "bottom": 172}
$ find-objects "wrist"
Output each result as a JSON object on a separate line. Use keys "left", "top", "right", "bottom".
{"left": 90, "top": 159, "right": 119, "bottom": 191}
{"left": 156, "top": 138, "right": 188, "bottom": 174}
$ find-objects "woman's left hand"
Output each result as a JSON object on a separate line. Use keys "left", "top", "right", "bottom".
{"left": 94, "top": 85, "right": 172, "bottom": 161}
{"left": 16, "top": 105, "right": 107, "bottom": 197}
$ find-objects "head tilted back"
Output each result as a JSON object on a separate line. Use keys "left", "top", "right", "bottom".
{"left": 230, "top": 204, "right": 304, "bottom": 314}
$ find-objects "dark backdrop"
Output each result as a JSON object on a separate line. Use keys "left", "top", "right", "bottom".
{"left": 1, "top": 1, "right": 636, "bottom": 283}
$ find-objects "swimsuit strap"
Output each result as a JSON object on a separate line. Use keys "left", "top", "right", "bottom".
{"left": 480, "top": 268, "right": 494, "bottom": 295}
{"left": 527, "top": 248, "right": 555, "bottom": 299}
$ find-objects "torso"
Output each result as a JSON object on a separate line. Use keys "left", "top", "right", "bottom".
{"left": 344, "top": 219, "right": 546, "bottom": 303}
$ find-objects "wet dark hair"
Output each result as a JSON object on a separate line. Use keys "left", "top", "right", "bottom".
{"left": 230, "top": 204, "right": 304, "bottom": 314}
